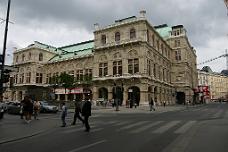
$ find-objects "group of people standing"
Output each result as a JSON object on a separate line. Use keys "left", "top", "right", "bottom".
{"left": 20, "top": 96, "right": 41, "bottom": 123}
{"left": 61, "top": 97, "right": 91, "bottom": 132}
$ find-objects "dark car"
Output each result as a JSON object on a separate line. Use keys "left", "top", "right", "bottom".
{"left": 40, "top": 101, "right": 58, "bottom": 113}
{"left": 7, "top": 102, "right": 21, "bottom": 115}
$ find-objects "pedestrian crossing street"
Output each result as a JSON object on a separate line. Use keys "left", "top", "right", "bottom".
{"left": 58, "top": 108, "right": 228, "bottom": 135}
{"left": 61, "top": 119, "right": 198, "bottom": 135}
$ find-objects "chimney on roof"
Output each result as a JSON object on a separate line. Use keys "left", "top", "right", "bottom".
{"left": 94, "top": 23, "right": 99, "bottom": 31}
{"left": 139, "top": 10, "right": 146, "bottom": 19}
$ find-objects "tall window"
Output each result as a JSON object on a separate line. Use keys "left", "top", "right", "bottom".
{"left": 22, "top": 54, "right": 25, "bottom": 62}
{"left": 19, "top": 73, "right": 24, "bottom": 83}
{"left": 175, "top": 50, "right": 181, "bottom": 61}
{"left": 147, "top": 30, "right": 150, "bottom": 42}
{"left": 147, "top": 59, "right": 151, "bottom": 76}
{"left": 99, "top": 62, "right": 108, "bottom": 77}
{"left": 161, "top": 44, "right": 164, "bottom": 54}
{"left": 16, "top": 56, "right": 18, "bottom": 63}
{"left": 130, "top": 28, "right": 136, "bottom": 39}
{"left": 115, "top": 32, "right": 120, "bottom": 42}
{"left": 113, "top": 61, "right": 122, "bottom": 76}
{"left": 174, "top": 40, "right": 180, "bottom": 47}
{"left": 28, "top": 52, "right": 31, "bottom": 60}
{"left": 101, "top": 35, "right": 106, "bottom": 45}
{"left": 153, "top": 64, "right": 156, "bottom": 78}
{"left": 46, "top": 73, "right": 51, "bottom": 84}
{"left": 25, "top": 72, "right": 31, "bottom": 83}
{"left": 39, "top": 53, "right": 43, "bottom": 61}
{"left": 76, "top": 70, "right": 83, "bottom": 81}
{"left": 128, "top": 58, "right": 139, "bottom": 74}
{"left": 157, "top": 40, "right": 159, "bottom": 51}
{"left": 152, "top": 35, "right": 155, "bottom": 47}
{"left": 85, "top": 69, "right": 92, "bottom": 81}
{"left": 36, "top": 73, "right": 43, "bottom": 83}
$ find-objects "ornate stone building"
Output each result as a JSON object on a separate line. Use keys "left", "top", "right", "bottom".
{"left": 5, "top": 11, "right": 197, "bottom": 105}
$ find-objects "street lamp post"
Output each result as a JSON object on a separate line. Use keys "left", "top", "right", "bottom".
{"left": 0, "top": 0, "right": 11, "bottom": 101}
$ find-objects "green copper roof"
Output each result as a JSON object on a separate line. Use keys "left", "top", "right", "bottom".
{"left": 154, "top": 24, "right": 172, "bottom": 40}
{"left": 49, "top": 40, "right": 94, "bottom": 62}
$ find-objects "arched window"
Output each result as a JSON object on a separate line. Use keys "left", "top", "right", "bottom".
{"left": 39, "top": 53, "right": 43, "bottom": 61}
{"left": 130, "top": 28, "right": 136, "bottom": 39}
{"left": 101, "top": 35, "right": 106, "bottom": 45}
{"left": 115, "top": 32, "right": 120, "bottom": 42}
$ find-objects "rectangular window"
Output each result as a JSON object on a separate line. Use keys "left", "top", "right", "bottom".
{"left": 175, "top": 50, "right": 181, "bottom": 61}
{"left": 19, "top": 73, "right": 24, "bottom": 83}
{"left": 128, "top": 58, "right": 139, "bottom": 74}
{"left": 76, "top": 70, "right": 83, "bottom": 81}
{"left": 113, "top": 61, "right": 122, "bottom": 76}
{"left": 174, "top": 40, "right": 180, "bottom": 47}
{"left": 36, "top": 73, "right": 43, "bottom": 83}
{"left": 154, "top": 64, "right": 156, "bottom": 78}
{"left": 147, "top": 59, "right": 151, "bottom": 76}
{"left": 26, "top": 72, "right": 31, "bottom": 83}
{"left": 85, "top": 69, "right": 92, "bottom": 81}
{"left": 99, "top": 62, "right": 108, "bottom": 77}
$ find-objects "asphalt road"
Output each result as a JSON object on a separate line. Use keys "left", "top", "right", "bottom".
{"left": 1, "top": 103, "right": 228, "bottom": 152}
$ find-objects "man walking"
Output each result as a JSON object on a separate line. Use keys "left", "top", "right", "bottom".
{"left": 71, "top": 100, "right": 84, "bottom": 125}
{"left": 82, "top": 97, "right": 91, "bottom": 132}
{"left": 61, "top": 102, "right": 67, "bottom": 127}
{"left": 149, "top": 97, "right": 155, "bottom": 111}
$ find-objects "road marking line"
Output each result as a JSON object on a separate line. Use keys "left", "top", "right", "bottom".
{"left": 113, "top": 121, "right": 131, "bottom": 126}
{"left": 212, "top": 110, "right": 223, "bottom": 118}
{"left": 117, "top": 121, "right": 149, "bottom": 131}
{"left": 90, "top": 128, "right": 104, "bottom": 133}
{"left": 63, "top": 125, "right": 96, "bottom": 134}
{"left": 68, "top": 140, "right": 107, "bottom": 152}
{"left": 174, "top": 121, "right": 197, "bottom": 134}
{"left": 130, "top": 121, "right": 163, "bottom": 134}
{"left": 152, "top": 121, "right": 180, "bottom": 133}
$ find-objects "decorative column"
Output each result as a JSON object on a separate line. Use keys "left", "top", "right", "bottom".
{"left": 123, "top": 86, "right": 128, "bottom": 105}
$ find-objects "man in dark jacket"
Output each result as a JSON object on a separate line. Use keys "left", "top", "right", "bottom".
{"left": 71, "top": 100, "right": 84, "bottom": 125}
{"left": 81, "top": 97, "right": 91, "bottom": 132}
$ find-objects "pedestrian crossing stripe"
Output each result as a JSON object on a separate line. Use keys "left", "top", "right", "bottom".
{"left": 152, "top": 121, "right": 181, "bottom": 133}
{"left": 129, "top": 121, "right": 163, "bottom": 134}
{"left": 117, "top": 121, "right": 149, "bottom": 132}
{"left": 174, "top": 121, "right": 196, "bottom": 134}
{"left": 62, "top": 120, "right": 198, "bottom": 135}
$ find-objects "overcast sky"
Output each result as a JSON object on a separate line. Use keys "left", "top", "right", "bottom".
{"left": 0, "top": 0, "right": 228, "bottom": 72}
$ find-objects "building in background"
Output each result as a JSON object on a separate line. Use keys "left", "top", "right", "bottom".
{"left": 198, "top": 66, "right": 228, "bottom": 101}
{"left": 5, "top": 11, "right": 198, "bottom": 105}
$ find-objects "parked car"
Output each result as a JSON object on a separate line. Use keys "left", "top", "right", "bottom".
{"left": 0, "top": 102, "right": 5, "bottom": 119}
{"left": 7, "top": 101, "right": 21, "bottom": 115}
{"left": 40, "top": 101, "right": 58, "bottom": 113}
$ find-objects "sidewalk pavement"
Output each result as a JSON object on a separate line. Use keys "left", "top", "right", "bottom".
{"left": 0, "top": 115, "right": 59, "bottom": 144}
{"left": 0, "top": 104, "right": 201, "bottom": 144}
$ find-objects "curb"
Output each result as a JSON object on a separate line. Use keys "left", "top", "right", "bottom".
{"left": 0, "top": 129, "right": 47, "bottom": 145}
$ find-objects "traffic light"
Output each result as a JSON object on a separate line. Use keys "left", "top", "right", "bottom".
{"left": 2, "top": 69, "right": 11, "bottom": 83}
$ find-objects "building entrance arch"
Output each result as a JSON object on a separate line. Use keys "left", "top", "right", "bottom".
{"left": 112, "top": 86, "right": 123, "bottom": 105}
{"left": 128, "top": 86, "right": 140, "bottom": 107}
{"left": 176, "top": 92, "right": 185, "bottom": 104}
